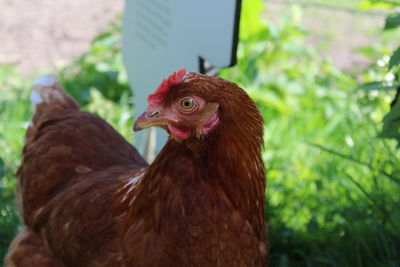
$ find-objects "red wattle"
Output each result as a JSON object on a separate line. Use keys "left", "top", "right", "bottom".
{"left": 168, "top": 124, "right": 191, "bottom": 140}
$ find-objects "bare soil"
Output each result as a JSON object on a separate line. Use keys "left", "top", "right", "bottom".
{"left": 0, "top": 0, "right": 388, "bottom": 74}
{"left": 266, "top": 2, "right": 386, "bottom": 69}
{"left": 0, "top": 0, "right": 123, "bottom": 74}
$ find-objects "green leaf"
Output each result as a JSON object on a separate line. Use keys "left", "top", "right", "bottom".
{"left": 379, "top": 119, "right": 400, "bottom": 138}
{"left": 0, "top": 157, "right": 4, "bottom": 178}
{"left": 384, "top": 13, "right": 400, "bottom": 30}
{"left": 389, "top": 46, "right": 400, "bottom": 70}
{"left": 380, "top": 102, "right": 400, "bottom": 146}
{"left": 359, "top": 0, "right": 400, "bottom": 10}
{"left": 240, "top": 0, "right": 265, "bottom": 41}
{"left": 382, "top": 102, "right": 400, "bottom": 123}
{"left": 358, "top": 81, "right": 399, "bottom": 91}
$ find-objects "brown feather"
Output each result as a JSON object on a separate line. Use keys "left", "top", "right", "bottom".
{"left": 7, "top": 72, "right": 268, "bottom": 267}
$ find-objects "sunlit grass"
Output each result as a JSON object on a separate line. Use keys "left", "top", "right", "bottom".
{"left": 220, "top": 1, "right": 400, "bottom": 265}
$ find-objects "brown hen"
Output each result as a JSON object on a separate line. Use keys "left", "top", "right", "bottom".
{"left": 6, "top": 69, "right": 268, "bottom": 267}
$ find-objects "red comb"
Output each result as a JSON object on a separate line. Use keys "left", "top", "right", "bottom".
{"left": 148, "top": 68, "right": 187, "bottom": 108}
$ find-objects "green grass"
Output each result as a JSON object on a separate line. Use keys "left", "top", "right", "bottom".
{"left": 1, "top": 1, "right": 400, "bottom": 266}
{"left": 0, "top": 65, "right": 30, "bottom": 260}
{"left": 220, "top": 3, "right": 400, "bottom": 265}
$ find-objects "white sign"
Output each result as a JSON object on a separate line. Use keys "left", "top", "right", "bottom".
{"left": 122, "top": 0, "right": 241, "bottom": 159}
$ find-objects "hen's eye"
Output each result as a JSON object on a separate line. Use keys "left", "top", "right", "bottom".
{"left": 178, "top": 97, "right": 197, "bottom": 113}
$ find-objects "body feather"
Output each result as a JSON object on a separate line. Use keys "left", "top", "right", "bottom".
{"left": 6, "top": 73, "right": 268, "bottom": 266}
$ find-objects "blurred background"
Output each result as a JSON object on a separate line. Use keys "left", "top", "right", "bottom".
{"left": 1, "top": 0, "right": 400, "bottom": 266}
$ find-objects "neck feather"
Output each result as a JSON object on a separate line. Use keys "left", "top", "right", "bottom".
{"left": 119, "top": 118, "right": 265, "bottom": 238}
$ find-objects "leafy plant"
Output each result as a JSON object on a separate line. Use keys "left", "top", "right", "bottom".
{"left": 0, "top": 64, "right": 31, "bottom": 263}
{"left": 58, "top": 18, "right": 130, "bottom": 105}
{"left": 221, "top": 0, "right": 400, "bottom": 266}
{"left": 358, "top": 2, "right": 400, "bottom": 147}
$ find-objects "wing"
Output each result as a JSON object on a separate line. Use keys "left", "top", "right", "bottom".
{"left": 17, "top": 75, "right": 147, "bottom": 228}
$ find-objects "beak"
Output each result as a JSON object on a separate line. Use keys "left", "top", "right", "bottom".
{"left": 133, "top": 109, "right": 166, "bottom": 132}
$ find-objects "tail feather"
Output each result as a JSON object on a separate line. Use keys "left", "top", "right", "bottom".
{"left": 28, "top": 75, "right": 79, "bottom": 133}
{"left": 30, "top": 74, "right": 79, "bottom": 110}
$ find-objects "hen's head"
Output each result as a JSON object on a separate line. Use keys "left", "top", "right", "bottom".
{"left": 134, "top": 68, "right": 263, "bottom": 147}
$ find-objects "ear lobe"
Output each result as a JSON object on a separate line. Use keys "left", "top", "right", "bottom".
{"left": 197, "top": 102, "right": 220, "bottom": 133}
{"left": 207, "top": 103, "right": 219, "bottom": 113}
{"left": 197, "top": 102, "right": 219, "bottom": 120}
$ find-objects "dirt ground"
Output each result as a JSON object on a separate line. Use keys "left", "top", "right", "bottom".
{"left": 0, "top": 0, "right": 123, "bottom": 74}
{"left": 0, "top": 0, "right": 387, "bottom": 74}
{"left": 266, "top": 1, "right": 386, "bottom": 69}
